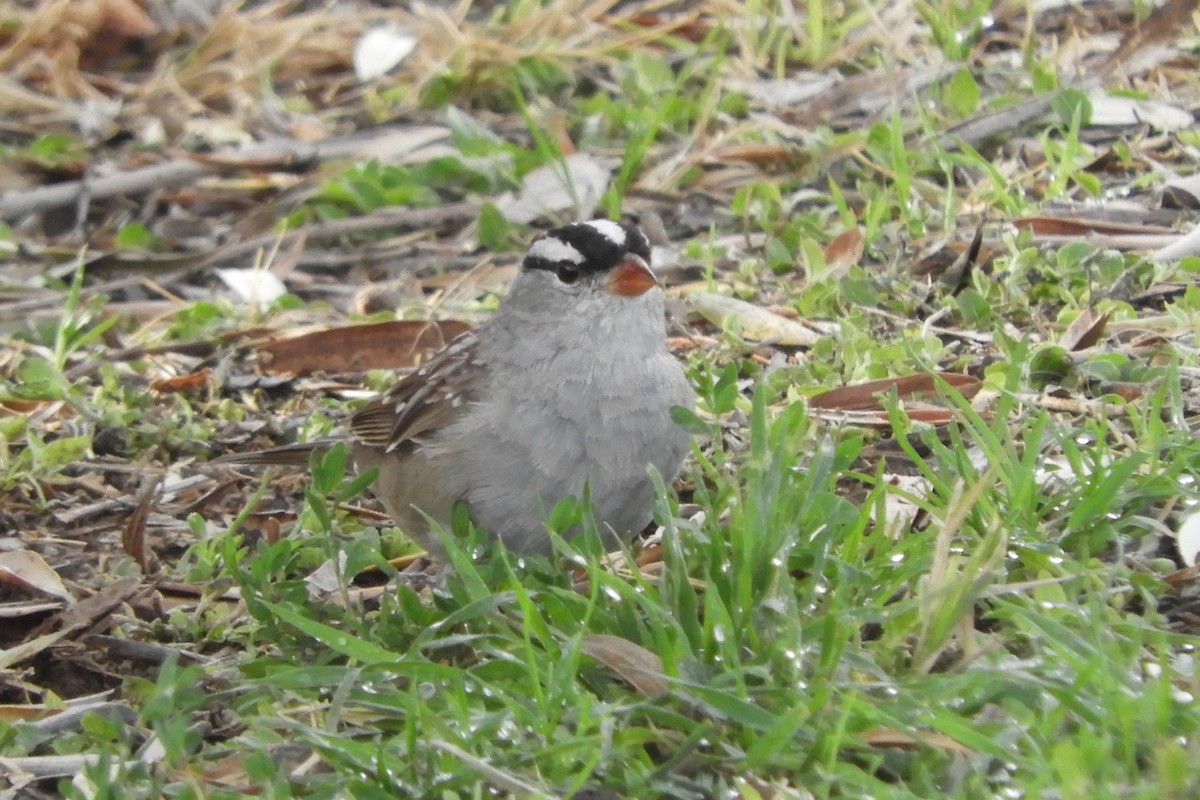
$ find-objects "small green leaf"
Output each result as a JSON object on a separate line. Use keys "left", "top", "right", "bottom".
{"left": 1050, "top": 89, "right": 1092, "bottom": 127}
{"left": 1031, "top": 61, "right": 1058, "bottom": 93}
{"left": 311, "top": 442, "right": 348, "bottom": 494}
{"left": 0, "top": 414, "right": 26, "bottom": 438}
{"left": 305, "top": 488, "right": 333, "bottom": 532}
{"left": 476, "top": 204, "right": 510, "bottom": 250}
{"left": 954, "top": 288, "right": 992, "bottom": 326}
{"left": 670, "top": 405, "right": 709, "bottom": 436}
{"left": 763, "top": 236, "right": 792, "bottom": 271}
{"left": 545, "top": 492, "right": 586, "bottom": 535}
{"left": 944, "top": 67, "right": 980, "bottom": 117}
{"left": 17, "top": 358, "right": 69, "bottom": 400}
{"left": 713, "top": 362, "right": 740, "bottom": 415}
{"left": 28, "top": 133, "right": 80, "bottom": 162}
{"left": 1029, "top": 345, "right": 1072, "bottom": 388}
{"left": 80, "top": 710, "right": 121, "bottom": 740}
{"left": 115, "top": 222, "right": 158, "bottom": 249}
{"left": 40, "top": 435, "right": 92, "bottom": 467}
{"left": 337, "top": 466, "right": 378, "bottom": 504}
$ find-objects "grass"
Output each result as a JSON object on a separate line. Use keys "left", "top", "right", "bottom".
{"left": 3, "top": 0, "right": 1200, "bottom": 797}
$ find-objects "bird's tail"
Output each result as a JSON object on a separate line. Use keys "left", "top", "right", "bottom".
{"left": 210, "top": 439, "right": 338, "bottom": 467}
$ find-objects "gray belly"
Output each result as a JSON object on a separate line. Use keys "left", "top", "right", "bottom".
{"left": 455, "top": 388, "right": 689, "bottom": 555}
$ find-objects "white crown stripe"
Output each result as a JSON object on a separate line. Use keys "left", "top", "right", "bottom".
{"left": 528, "top": 237, "right": 586, "bottom": 264}
{"left": 585, "top": 219, "right": 626, "bottom": 246}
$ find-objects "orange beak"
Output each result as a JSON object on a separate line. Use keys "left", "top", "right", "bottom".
{"left": 606, "top": 254, "right": 657, "bottom": 297}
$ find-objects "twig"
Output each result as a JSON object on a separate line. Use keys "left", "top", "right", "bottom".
{"left": 0, "top": 125, "right": 451, "bottom": 221}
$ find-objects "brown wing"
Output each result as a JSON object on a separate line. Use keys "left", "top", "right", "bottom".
{"left": 349, "top": 330, "right": 481, "bottom": 453}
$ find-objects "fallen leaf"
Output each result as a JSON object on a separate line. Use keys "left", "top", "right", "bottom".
{"left": 497, "top": 153, "right": 614, "bottom": 223}
{"left": 1165, "top": 564, "right": 1200, "bottom": 586}
{"left": 1086, "top": 91, "right": 1194, "bottom": 131}
{"left": 1059, "top": 309, "right": 1110, "bottom": 351}
{"left": 1096, "top": 381, "right": 1144, "bottom": 402}
{"left": 1012, "top": 215, "right": 1174, "bottom": 237}
{"left": 353, "top": 26, "right": 417, "bottom": 82}
{"left": 710, "top": 144, "right": 801, "bottom": 167}
{"left": 150, "top": 369, "right": 210, "bottom": 393}
{"left": 100, "top": 0, "right": 158, "bottom": 37}
{"left": 624, "top": 12, "right": 714, "bottom": 43}
{"left": 688, "top": 292, "right": 821, "bottom": 346}
{"left": 727, "top": 73, "right": 839, "bottom": 107}
{"left": 0, "top": 704, "right": 45, "bottom": 722}
{"left": 256, "top": 320, "right": 471, "bottom": 374}
{"left": 934, "top": 222, "right": 985, "bottom": 292}
{"left": 823, "top": 227, "right": 864, "bottom": 275}
{"left": 0, "top": 551, "right": 73, "bottom": 602}
{"left": 0, "top": 600, "right": 66, "bottom": 618}
{"left": 860, "top": 727, "right": 974, "bottom": 757}
{"left": 215, "top": 268, "right": 287, "bottom": 308}
{"left": 122, "top": 474, "right": 162, "bottom": 573}
{"left": 580, "top": 634, "right": 669, "bottom": 697}
{"left": 809, "top": 373, "right": 982, "bottom": 411}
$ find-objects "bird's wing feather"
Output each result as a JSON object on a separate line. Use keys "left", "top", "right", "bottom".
{"left": 349, "top": 330, "right": 481, "bottom": 451}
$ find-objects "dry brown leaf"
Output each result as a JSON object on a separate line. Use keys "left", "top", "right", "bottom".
{"left": 860, "top": 727, "right": 974, "bottom": 757}
{"left": 709, "top": 144, "right": 801, "bottom": 167}
{"left": 823, "top": 227, "right": 864, "bottom": 276}
{"left": 1097, "top": 381, "right": 1145, "bottom": 402}
{"left": 809, "top": 373, "right": 982, "bottom": 411}
{"left": 579, "top": 634, "right": 670, "bottom": 697}
{"left": 1164, "top": 564, "right": 1200, "bottom": 586}
{"left": 1012, "top": 216, "right": 1174, "bottom": 237}
{"left": 150, "top": 369, "right": 211, "bottom": 393}
{"left": 635, "top": 544, "right": 663, "bottom": 567}
{"left": 0, "top": 704, "right": 45, "bottom": 722}
{"left": 0, "top": 551, "right": 73, "bottom": 602}
{"left": 1, "top": 399, "right": 47, "bottom": 414}
{"left": 1059, "top": 309, "right": 1111, "bottom": 351}
{"left": 256, "top": 320, "right": 471, "bottom": 374}
{"left": 903, "top": 407, "right": 960, "bottom": 424}
{"left": 99, "top": 0, "right": 158, "bottom": 38}
{"left": 79, "top": 0, "right": 160, "bottom": 67}
{"left": 935, "top": 222, "right": 985, "bottom": 292}
{"left": 624, "top": 12, "right": 714, "bottom": 43}
{"left": 121, "top": 474, "right": 162, "bottom": 573}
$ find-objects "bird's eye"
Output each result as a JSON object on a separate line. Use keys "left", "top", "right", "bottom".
{"left": 555, "top": 264, "right": 581, "bottom": 284}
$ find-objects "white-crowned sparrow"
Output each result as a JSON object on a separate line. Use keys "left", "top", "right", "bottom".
{"left": 219, "top": 219, "right": 694, "bottom": 558}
